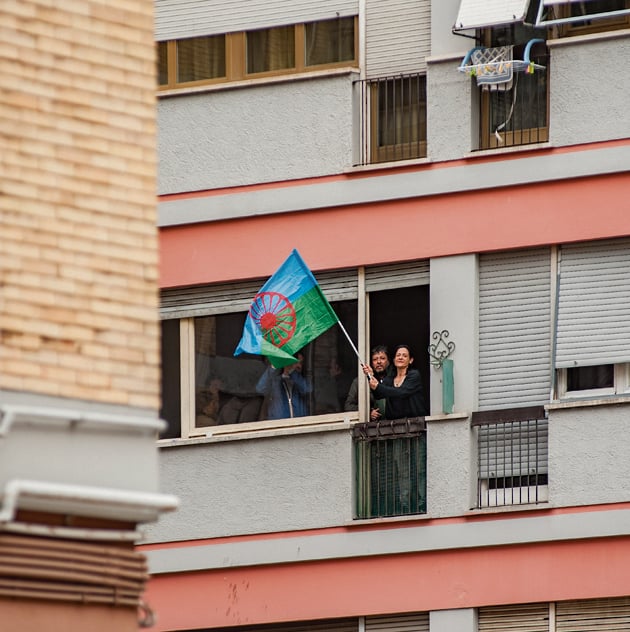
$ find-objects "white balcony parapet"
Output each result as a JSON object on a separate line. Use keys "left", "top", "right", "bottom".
{"left": 0, "top": 404, "right": 165, "bottom": 437}
{"left": 0, "top": 479, "right": 178, "bottom": 530}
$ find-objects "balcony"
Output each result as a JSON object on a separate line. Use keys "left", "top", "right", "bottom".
{"left": 353, "top": 418, "right": 426, "bottom": 519}
{"left": 473, "top": 407, "right": 549, "bottom": 508}
{"left": 355, "top": 73, "right": 427, "bottom": 166}
{"left": 460, "top": 40, "right": 549, "bottom": 150}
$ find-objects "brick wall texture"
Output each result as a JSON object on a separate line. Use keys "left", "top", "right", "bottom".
{"left": 0, "top": 0, "right": 160, "bottom": 409}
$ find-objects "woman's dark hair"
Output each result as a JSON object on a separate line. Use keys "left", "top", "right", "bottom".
{"left": 393, "top": 343, "right": 414, "bottom": 357}
{"left": 393, "top": 344, "right": 414, "bottom": 374}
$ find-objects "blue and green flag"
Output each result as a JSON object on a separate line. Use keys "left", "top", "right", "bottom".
{"left": 234, "top": 249, "right": 339, "bottom": 368}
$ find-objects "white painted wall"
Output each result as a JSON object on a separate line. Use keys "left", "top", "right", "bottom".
{"left": 430, "top": 608, "right": 477, "bottom": 632}
{"left": 157, "top": 73, "right": 357, "bottom": 195}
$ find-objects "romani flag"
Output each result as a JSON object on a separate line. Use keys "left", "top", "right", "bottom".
{"left": 234, "top": 249, "right": 339, "bottom": 368}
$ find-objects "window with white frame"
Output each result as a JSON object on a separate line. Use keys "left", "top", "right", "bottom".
{"left": 159, "top": 262, "right": 431, "bottom": 439}
{"left": 535, "top": 0, "right": 630, "bottom": 33}
{"left": 554, "top": 238, "right": 630, "bottom": 401}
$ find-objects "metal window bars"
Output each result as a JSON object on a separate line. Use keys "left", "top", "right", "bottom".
{"left": 353, "top": 418, "right": 427, "bottom": 519}
{"left": 473, "top": 407, "right": 549, "bottom": 508}
{"left": 355, "top": 73, "right": 427, "bottom": 166}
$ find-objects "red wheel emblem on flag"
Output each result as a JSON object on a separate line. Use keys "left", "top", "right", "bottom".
{"left": 250, "top": 292, "right": 296, "bottom": 347}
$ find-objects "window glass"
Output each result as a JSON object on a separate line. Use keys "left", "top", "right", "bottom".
{"left": 377, "top": 75, "right": 427, "bottom": 152}
{"left": 569, "top": 0, "right": 628, "bottom": 19}
{"left": 247, "top": 25, "right": 295, "bottom": 74}
{"left": 160, "top": 319, "right": 181, "bottom": 438}
{"left": 176, "top": 34, "right": 226, "bottom": 83}
{"left": 193, "top": 300, "right": 357, "bottom": 427}
{"left": 305, "top": 17, "right": 355, "bottom": 66}
{"left": 566, "top": 364, "right": 614, "bottom": 391}
{"left": 157, "top": 42, "right": 168, "bottom": 86}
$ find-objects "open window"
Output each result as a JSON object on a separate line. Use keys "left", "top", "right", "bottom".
{"left": 535, "top": 0, "right": 630, "bottom": 33}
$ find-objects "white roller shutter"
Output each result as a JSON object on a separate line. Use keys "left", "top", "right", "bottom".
{"left": 156, "top": 0, "right": 359, "bottom": 41}
{"left": 365, "top": 260, "right": 429, "bottom": 293}
{"left": 478, "top": 417, "right": 548, "bottom": 478}
{"left": 478, "top": 602, "right": 551, "bottom": 632}
{"left": 160, "top": 269, "right": 358, "bottom": 319}
{"left": 556, "top": 597, "right": 630, "bottom": 631}
{"left": 454, "top": 0, "right": 532, "bottom": 31}
{"left": 365, "top": 0, "right": 431, "bottom": 77}
{"left": 555, "top": 238, "right": 630, "bottom": 369}
{"left": 365, "top": 613, "right": 429, "bottom": 632}
{"left": 478, "top": 249, "right": 552, "bottom": 410}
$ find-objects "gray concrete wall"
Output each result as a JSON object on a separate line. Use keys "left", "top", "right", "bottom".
{"left": 427, "top": 56, "right": 476, "bottom": 162}
{"left": 427, "top": 417, "right": 476, "bottom": 517}
{"left": 549, "top": 33, "right": 630, "bottom": 147}
{"left": 549, "top": 403, "right": 630, "bottom": 507}
{"left": 157, "top": 72, "right": 357, "bottom": 195}
{"left": 143, "top": 428, "right": 353, "bottom": 543}
{"left": 430, "top": 255, "right": 479, "bottom": 414}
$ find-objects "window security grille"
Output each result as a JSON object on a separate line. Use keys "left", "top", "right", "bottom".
{"left": 355, "top": 73, "right": 427, "bottom": 166}
{"left": 473, "top": 407, "right": 548, "bottom": 508}
{"left": 353, "top": 419, "right": 426, "bottom": 519}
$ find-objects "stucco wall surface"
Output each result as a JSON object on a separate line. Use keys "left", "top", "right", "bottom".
{"left": 157, "top": 73, "right": 356, "bottom": 195}
{"left": 144, "top": 429, "right": 353, "bottom": 543}
{"left": 427, "top": 57, "right": 475, "bottom": 161}
{"left": 549, "top": 403, "right": 630, "bottom": 506}
{"left": 550, "top": 33, "right": 630, "bottom": 146}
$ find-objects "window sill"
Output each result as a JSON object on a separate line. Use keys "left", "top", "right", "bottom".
{"left": 345, "top": 155, "right": 431, "bottom": 175}
{"left": 158, "top": 66, "right": 359, "bottom": 99}
{"left": 465, "top": 141, "right": 552, "bottom": 161}
{"left": 425, "top": 411, "right": 470, "bottom": 423}
{"left": 546, "top": 394, "right": 630, "bottom": 411}
{"left": 547, "top": 27, "right": 630, "bottom": 49}
{"left": 158, "top": 411, "right": 358, "bottom": 447}
{"left": 468, "top": 500, "right": 550, "bottom": 516}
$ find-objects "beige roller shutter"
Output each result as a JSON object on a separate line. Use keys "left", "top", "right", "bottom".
{"left": 478, "top": 602, "right": 551, "bottom": 632}
{"left": 160, "top": 269, "right": 358, "bottom": 319}
{"left": 156, "top": 0, "right": 359, "bottom": 41}
{"left": 365, "top": 0, "right": 431, "bottom": 77}
{"left": 365, "top": 612, "right": 429, "bottom": 632}
{"left": 556, "top": 597, "right": 630, "bottom": 631}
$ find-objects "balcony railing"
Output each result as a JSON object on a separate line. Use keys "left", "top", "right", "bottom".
{"left": 478, "top": 47, "right": 549, "bottom": 150}
{"left": 355, "top": 73, "right": 427, "bottom": 166}
{"left": 473, "top": 407, "right": 548, "bottom": 508}
{"left": 353, "top": 418, "right": 426, "bottom": 519}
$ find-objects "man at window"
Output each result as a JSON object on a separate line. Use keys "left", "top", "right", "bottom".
{"left": 344, "top": 345, "right": 392, "bottom": 420}
{"left": 256, "top": 353, "right": 312, "bottom": 419}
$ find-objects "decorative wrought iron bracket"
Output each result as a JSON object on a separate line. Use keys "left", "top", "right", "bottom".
{"left": 428, "top": 330, "right": 455, "bottom": 370}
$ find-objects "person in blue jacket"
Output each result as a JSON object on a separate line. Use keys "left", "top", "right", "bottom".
{"left": 256, "top": 353, "right": 312, "bottom": 419}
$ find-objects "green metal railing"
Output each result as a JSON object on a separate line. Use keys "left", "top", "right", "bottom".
{"left": 354, "top": 418, "right": 427, "bottom": 519}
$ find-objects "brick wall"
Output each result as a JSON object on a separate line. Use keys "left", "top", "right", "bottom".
{"left": 0, "top": 1, "right": 159, "bottom": 409}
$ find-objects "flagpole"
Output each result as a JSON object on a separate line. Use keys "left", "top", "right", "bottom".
{"left": 336, "top": 320, "right": 369, "bottom": 371}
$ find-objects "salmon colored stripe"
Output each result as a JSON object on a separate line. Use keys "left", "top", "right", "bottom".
{"left": 144, "top": 536, "right": 630, "bottom": 631}
{"left": 159, "top": 172, "right": 630, "bottom": 288}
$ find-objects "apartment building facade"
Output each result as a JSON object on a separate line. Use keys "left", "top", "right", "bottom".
{"left": 1, "top": 1, "right": 176, "bottom": 630}
{"left": 145, "top": 0, "right": 630, "bottom": 630}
